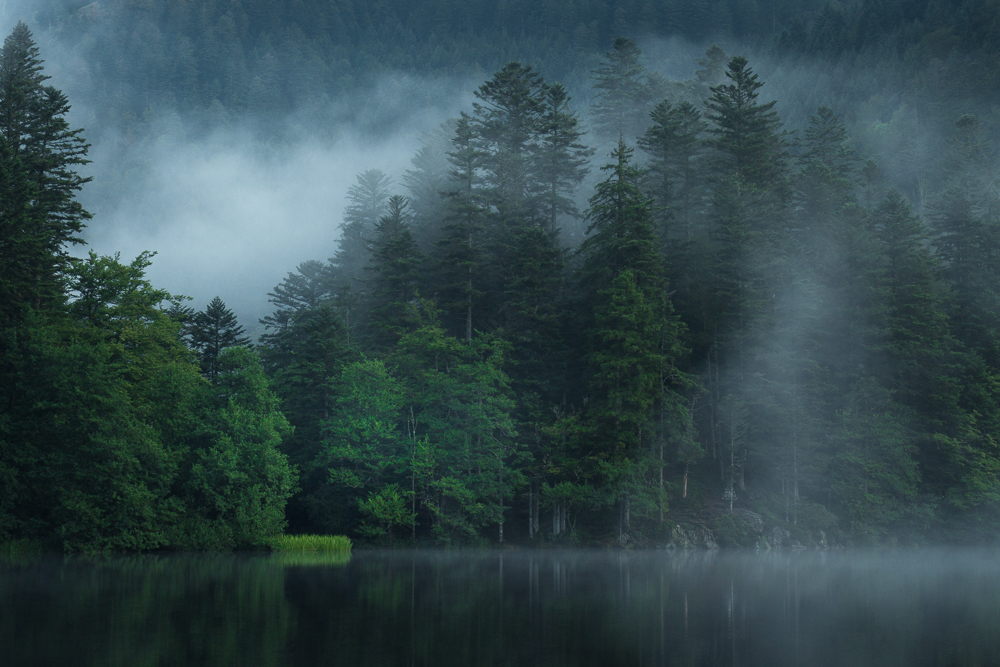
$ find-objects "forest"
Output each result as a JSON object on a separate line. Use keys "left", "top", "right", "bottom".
{"left": 3, "top": 0, "right": 1000, "bottom": 551}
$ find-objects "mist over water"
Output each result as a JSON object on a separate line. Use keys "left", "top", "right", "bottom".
{"left": 6, "top": 549, "right": 1000, "bottom": 666}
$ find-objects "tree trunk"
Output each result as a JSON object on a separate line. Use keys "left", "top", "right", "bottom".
{"left": 528, "top": 483, "right": 534, "bottom": 539}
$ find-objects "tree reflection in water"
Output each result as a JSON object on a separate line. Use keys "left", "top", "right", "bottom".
{"left": 4, "top": 549, "right": 1000, "bottom": 666}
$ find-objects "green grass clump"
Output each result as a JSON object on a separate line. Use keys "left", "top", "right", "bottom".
{"left": 269, "top": 534, "right": 352, "bottom": 553}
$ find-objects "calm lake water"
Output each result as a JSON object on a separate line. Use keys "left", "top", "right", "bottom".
{"left": 3, "top": 548, "right": 1000, "bottom": 666}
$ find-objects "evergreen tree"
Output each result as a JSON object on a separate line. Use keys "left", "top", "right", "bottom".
{"left": 927, "top": 115, "right": 1000, "bottom": 365}
{"left": 190, "top": 296, "right": 251, "bottom": 383}
{"left": 259, "top": 259, "right": 332, "bottom": 345}
{"left": 590, "top": 37, "right": 654, "bottom": 142}
{"left": 364, "top": 194, "right": 423, "bottom": 349}
{"left": 578, "top": 140, "right": 689, "bottom": 536}
{"left": 262, "top": 302, "right": 353, "bottom": 533}
{"left": 472, "top": 61, "right": 546, "bottom": 227}
{"left": 0, "top": 22, "right": 90, "bottom": 318}
{"left": 694, "top": 44, "right": 728, "bottom": 87}
{"left": 435, "top": 113, "right": 486, "bottom": 341}
{"left": 638, "top": 99, "right": 708, "bottom": 239}
{"left": 328, "top": 169, "right": 393, "bottom": 328}
{"left": 533, "top": 82, "right": 593, "bottom": 235}
{"left": 705, "top": 55, "right": 788, "bottom": 192}
{"left": 403, "top": 122, "right": 455, "bottom": 254}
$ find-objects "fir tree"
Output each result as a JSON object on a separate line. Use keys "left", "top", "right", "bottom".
{"left": 590, "top": 37, "right": 654, "bottom": 142}
{"left": 532, "top": 82, "right": 593, "bottom": 235}
{"left": 638, "top": 99, "right": 708, "bottom": 240}
{"left": 0, "top": 22, "right": 90, "bottom": 318}
{"left": 578, "top": 140, "right": 689, "bottom": 534}
{"left": 927, "top": 115, "right": 1000, "bottom": 365}
{"left": 705, "top": 55, "right": 788, "bottom": 193}
{"left": 328, "top": 169, "right": 393, "bottom": 316}
{"left": 472, "top": 61, "right": 546, "bottom": 226}
{"left": 259, "top": 259, "right": 332, "bottom": 346}
{"left": 364, "top": 194, "right": 423, "bottom": 349}
{"left": 436, "top": 113, "right": 486, "bottom": 342}
{"left": 190, "top": 296, "right": 251, "bottom": 383}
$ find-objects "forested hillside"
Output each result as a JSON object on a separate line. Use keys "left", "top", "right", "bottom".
{"left": 3, "top": 0, "right": 1000, "bottom": 551}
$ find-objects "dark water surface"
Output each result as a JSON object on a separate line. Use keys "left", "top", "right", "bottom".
{"left": 3, "top": 548, "right": 1000, "bottom": 666}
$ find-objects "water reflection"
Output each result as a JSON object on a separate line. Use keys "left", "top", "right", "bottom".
{"left": 4, "top": 549, "right": 1000, "bottom": 666}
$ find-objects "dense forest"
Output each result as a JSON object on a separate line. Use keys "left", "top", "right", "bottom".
{"left": 4, "top": 0, "right": 1000, "bottom": 551}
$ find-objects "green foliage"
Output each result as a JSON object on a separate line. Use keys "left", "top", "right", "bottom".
{"left": 713, "top": 513, "right": 756, "bottom": 548}
{"left": 13, "top": 19, "right": 1000, "bottom": 550}
{"left": 189, "top": 296, "right": 250, "bottom": 383}
{"left": 364, "top": 195, "right": 423, "bottom": 349}
{"left": 178, "top": 347, "right": 296, "bottom": 550}
{"left": 394, "top": 306, "right": 523, "bottom": 543}
{"left": 357, "top": 484, "right": 416, "bottom": 541}
{"left": 0, "top": 22, "right": 90, "bottom": 318}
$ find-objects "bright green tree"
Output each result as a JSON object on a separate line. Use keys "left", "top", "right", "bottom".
{"left": 180, "top": 346, "right": 296, "bottom": 549}
{"left": 393, "top": 307, "right": 521, "bottom": 543}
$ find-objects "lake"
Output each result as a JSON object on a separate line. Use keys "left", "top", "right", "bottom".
{"left": 3, "top": 548, "right": 999, "bottom": 666}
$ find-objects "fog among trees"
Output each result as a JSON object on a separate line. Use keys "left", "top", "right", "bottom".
{"left": 3, "top": 0, "right": 1000, "bottom": 550}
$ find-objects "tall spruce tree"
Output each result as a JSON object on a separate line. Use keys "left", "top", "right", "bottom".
{"left": 927, "top": 115, "right": 1000, "bottom": 366}
{"left": 578, "top": 140, "right": 689, "bottom": 536}
{"left": 590, "top": 37, "right": 654, "bottom": 142}
{"left": 190, "top": 296, "right": 251, "bottom": 383}
{"left": 436, "top": 113, "right": 486, "bottom": 342}
{"left": 328, "top": 169, "right": 393, "bottom": 332}
{"left": 472, "top": 61, "right": 546, "bottom": 227}
{"left": 638, "top": 99, "right": 708, "bottom": 239}
{"left": 364, "top": 195, "right": 423, "bottom": 349}
{"left": 705, "top": 55, "right": 789, "bottom": 193}
{"left": 0, "top": 22, "right": 90, "bottom": 318}
{"left": 533, "top": 82, "right": 593, "bottom": 236}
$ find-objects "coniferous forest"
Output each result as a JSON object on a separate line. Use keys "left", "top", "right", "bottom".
{"left": 5, "top": 0, "right": 1000, "bottom": 551}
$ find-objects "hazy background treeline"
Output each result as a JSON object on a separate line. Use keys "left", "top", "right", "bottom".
{"left": 3, "top": 0, "right": 1000, "bottom": 551}
{"left": 12, "top": 0, "right": 999, "bottom": 326}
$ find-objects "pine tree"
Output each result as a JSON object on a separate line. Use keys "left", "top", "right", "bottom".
{"left": 638, "top": 99, "right": 708, "bottom": 240}
{"left": 471, "top": 61, "right": 546, "bottom": 226}
{"left": 259, "top": 259, "right": 332, "bottom": 346}
{"left": 532, "top": 82, "right": 593, "bottom": 235}
{"left": 705, "top": 55, "right": 788, "bottom": 192}
{"left": 927, "top": 114, "right": 1000, "bottom": 365}
{"left": 190, "top": 296, "right": 251, "bottom": 383}
{"left": 327, "top": 169, "right": 393, "bottom": 314}
{"left": 578, "top": 140, "right": 689, "bottom": 534}
{"left": 590, "top": 37, "right": 654, "bottom": 142}
{"left": 435, "top": 113, "right": 486, "bottom": 342}
{"left": 0, "top": 22, "right": 90, "bottom": 318}
{"left": 694, "top": 44, "right": 728, "bottom": 87}
{"left": 403, "top": 123, "right": 455, "bottom": 254}
{"left": 364, "top": 194, "right": 423, "bottom": 349}
{"left": 872, "top": 191, "right": 957, "bottom": 419}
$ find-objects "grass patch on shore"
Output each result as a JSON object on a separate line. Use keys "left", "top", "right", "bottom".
{"left": 269, "top": 534, "right": 352, "bottom": 553}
